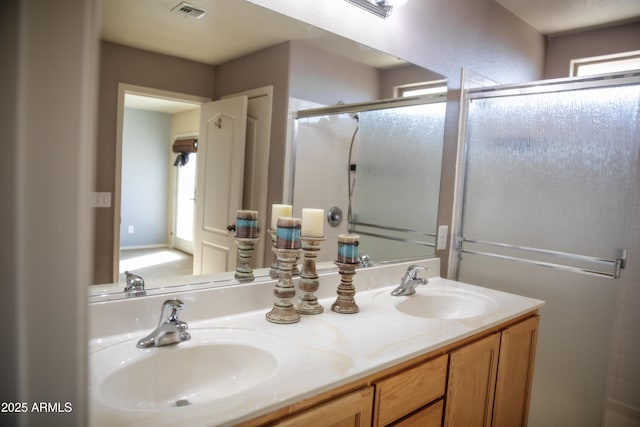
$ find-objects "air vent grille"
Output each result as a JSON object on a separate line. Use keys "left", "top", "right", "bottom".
{"left": 171, "top": 2, "right": 206, "bottom": 19}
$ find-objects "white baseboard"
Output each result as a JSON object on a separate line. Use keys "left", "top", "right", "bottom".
{"left": 120, "top": 244, "right": 168, "bottom": 251}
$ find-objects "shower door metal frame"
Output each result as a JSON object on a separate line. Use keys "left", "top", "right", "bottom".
{"left": 452, "top": 71, "right": 640, "bottom": 279}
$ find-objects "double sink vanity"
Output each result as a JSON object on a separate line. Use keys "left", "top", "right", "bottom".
{"left": 89, "top": 258, "right": 543, "bottom": 426}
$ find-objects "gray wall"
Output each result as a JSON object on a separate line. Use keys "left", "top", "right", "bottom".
{"left": 120, "top": 108, "right": 172, "bottom": 247}
{"left": 214, "top": 42, "right": 291, "bottom": 260}
{"left": 545, "top": 21, "right": 640, "bottom": 79}
{"left": 288, "top": 41, "right": 380, "bottom": 104}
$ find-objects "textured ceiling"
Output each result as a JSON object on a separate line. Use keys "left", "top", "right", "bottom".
{"left": 101, "top": 0, "right": 401, "bottom": 68}
{"left": 109, "top": 0, "right": 640, "bottom": 111}
{"left": 496, "top": 0, "right": 640, "bottom": 35}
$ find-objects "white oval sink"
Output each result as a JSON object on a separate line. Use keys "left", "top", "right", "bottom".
{"left": 378, "top": 286, "right": 498, "bottom": 320}
{"left": 90, "top": 328, "right": 297, "bottom": 410}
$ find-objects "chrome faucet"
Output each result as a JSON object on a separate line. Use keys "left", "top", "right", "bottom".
{"left": 391, "top": 265, "right": 428, "bottom": 296}
{"left": 124, "top": 271, "right": 146, "bottom": 297}
{"left": 359, "top": 253, "right": 373, "bottom": 267}
{"left": 137, "top": 299, "right": 191, "bottom": 348}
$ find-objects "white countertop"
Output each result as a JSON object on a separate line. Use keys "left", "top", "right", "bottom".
{"left": 89, "top": 259, "right": 544, "bottom": 427}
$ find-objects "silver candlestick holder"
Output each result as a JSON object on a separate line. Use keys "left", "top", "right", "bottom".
{"left": 268, "top": 228, "right": 301, "bottom": 277}
{"left": 234, "top": 237, "right": 260, "bottom": 281}
{"left": 331, "top": 260, "right": 361, "bottom": 314}
{"left": 266, "top": 247, "right": 301, "bottom": 324}
{"left": 296, "top": 236, "right": 326, "bottom": 315}
{"left": 268, "top": 229, "right": 279, "bottom": 279}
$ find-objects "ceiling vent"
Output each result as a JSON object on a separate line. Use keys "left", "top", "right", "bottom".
{"left": 171, "top": 2, "right": 206, "bottom": 19}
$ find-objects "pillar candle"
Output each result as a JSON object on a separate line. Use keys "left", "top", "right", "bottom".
{"left": 271, "top": 204, "right": 293, "bottom": 230}
{"left": 276, "top": 217, "right": 301, "bottom": 249}
{"left": 337, "top": 234, "right": 359, "bottom": 264}
{"left": 301, "top": 208, "right": 324, "bottom": 237}
{"left": 236, "top": 210, "right": 258, "bottom": 238}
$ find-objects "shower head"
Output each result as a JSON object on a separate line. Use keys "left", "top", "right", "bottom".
{"left": 336, "top": 100, "right": 359, "bottom": 121}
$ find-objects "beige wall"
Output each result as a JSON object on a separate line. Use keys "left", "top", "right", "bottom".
{"left": 545, "top": 22, "right": 640, "bottom": 79}
{"left": 94, "top": 42, "right": 215, "bottom": 284}
{"left": 0, "top": 0, "right": 19, "bottom": 414}
{"left": 2, "top": 0, "right": 100, "bottom": 425}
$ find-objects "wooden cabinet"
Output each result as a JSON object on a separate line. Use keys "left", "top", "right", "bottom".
{"left": 374, "top": 354, "right": 447, "bottom": 426}
{"left": 444, "top": 333, "right": 501, "bottom": 427}
{"left": 493, "top": 316, "right": 539, "bottom": 427}
{"left": 444, "top": 316, "right": 539, "bottom": 427}
{"left": 273, "top": 387, "right": 374, "bottom": 427}
{"left": 243, "top": 313, "right": 539, "bottom": 427}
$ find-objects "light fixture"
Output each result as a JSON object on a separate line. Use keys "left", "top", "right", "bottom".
{"left": 345, "top": 0, "right": 391, "bottom": 18}
{"left": 344, "top": 0, "right": 407, "bottom": 18}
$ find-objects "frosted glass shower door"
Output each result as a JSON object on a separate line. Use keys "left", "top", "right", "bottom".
{"left": 352, "top": 102, "right": 446, "bottom": 261}
{"left": 456, "top": 76, "right": 640, "bottom": 426}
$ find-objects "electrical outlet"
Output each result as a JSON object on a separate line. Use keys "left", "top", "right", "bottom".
{"left": 128, "top": 225, "right": 134, "bottom": 234}
{"left": 437, "top": 225, "right": 448, "bottom": 250}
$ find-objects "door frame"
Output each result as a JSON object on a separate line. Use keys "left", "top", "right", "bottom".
{"left": 113, "top": 83, "right": 210, "bottom": 282}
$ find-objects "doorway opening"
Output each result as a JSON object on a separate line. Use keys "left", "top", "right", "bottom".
{"left": 114, "top": 84, "right": 209, "bottom": 282}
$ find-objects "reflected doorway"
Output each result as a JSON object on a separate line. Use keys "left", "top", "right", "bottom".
{"left": 174, "top": 152, "right": 197, "bottom": 254}
{"left": 115, "top": 85, "right": 208, "bottom": 281}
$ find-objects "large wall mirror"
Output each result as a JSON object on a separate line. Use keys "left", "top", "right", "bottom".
{"left": 92, "top": 0, "right": 447, "bottom": 299}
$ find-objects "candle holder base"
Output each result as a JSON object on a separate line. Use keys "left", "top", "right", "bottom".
{"left": 234, "top": 237, "right": 259, "bottom": 282}
{"left": 266, "top": 304, "right": 301, "bottom": 324}
{"left": 266, "top": 247, "right": 301, "bottom": 324}
{"left": 331, "top": 261, "right": 360, "bottom": 314}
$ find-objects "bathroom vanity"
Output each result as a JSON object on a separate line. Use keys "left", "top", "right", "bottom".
{"left": 89, "top": 258, "right": 543, "bottom": 426}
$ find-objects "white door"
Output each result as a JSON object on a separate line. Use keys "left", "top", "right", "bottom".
{"left": 194, "top": 96, "right": 248, "bottom": 274}
{"left": 240, "top": 91, "right": 272, "bottom": 268}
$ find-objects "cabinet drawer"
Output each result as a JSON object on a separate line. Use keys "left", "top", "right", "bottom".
{"left": 273, "top": 387, "right": 374, "bottom": 427}
{"left": 393, "top": 399, "right": 443, "bottom": 427}
{"left": 375, "top": 354, "right": 447, "bottom": 426}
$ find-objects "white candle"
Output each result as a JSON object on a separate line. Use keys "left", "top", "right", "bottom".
{"left": 301, "top": 208, "right": 325, "bottom": 237}
{"left": 271, "top": 204, "right": 292, "bottom": 230}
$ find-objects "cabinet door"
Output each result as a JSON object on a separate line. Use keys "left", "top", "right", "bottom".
{"left": 492, "top": 316, "right": 539, "bottom": 427}
{"left": 444, "top": 333, "right": 500, "bottom": 427}
{"left": 273, "top": 387, "right": 374, "bottom": 427}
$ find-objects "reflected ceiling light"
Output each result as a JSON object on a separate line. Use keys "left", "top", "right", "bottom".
{"left": 344, "top": 0, "right": 408, "bottom": 18}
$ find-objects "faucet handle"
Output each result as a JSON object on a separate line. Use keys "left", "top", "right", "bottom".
{"left": 406, "top": 265, "right": 427, "bottom": 279}
{"left": 159, "top": 299, "right": 186, "bottom": 324}
{"left": 123, "top": 271, "right": 146, "bottom": 296}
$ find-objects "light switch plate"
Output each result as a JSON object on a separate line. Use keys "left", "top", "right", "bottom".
{"left": 91, "top": 192, "right": 112, "bottom": 208}
{"left": 437, "top": 225, "right": 448, "bottom": 250}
